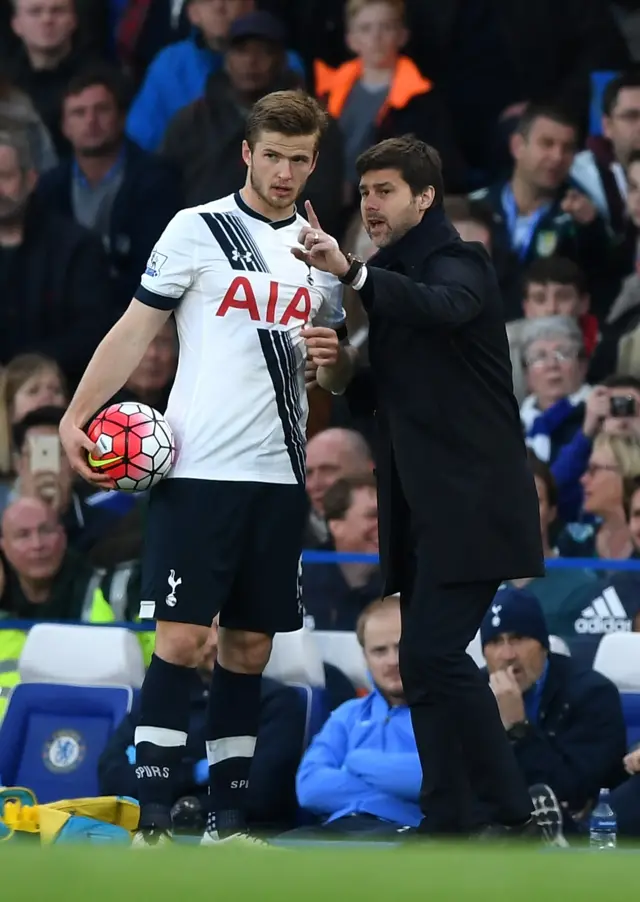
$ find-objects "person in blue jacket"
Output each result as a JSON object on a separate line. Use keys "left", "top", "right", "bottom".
{"left": 126, "top": 0, "right": 304, "bottom": 152}
{"left": 294, "top": 595, "right": 422, "bottom": 837}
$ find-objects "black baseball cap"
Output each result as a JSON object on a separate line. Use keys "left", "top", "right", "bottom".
{"left": 227, "top": 11, "right": 285, "bottom": 45}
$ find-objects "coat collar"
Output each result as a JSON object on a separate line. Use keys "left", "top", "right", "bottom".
{"left": 368, "top": 205, "right": 461, "bottom": 272}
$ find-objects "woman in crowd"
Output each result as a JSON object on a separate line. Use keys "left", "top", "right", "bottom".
{"left": 0, "top": 354, "right": 67, "bottom": 478}
{"left": 558, "top": 433, "right": 640, "bottom": 568}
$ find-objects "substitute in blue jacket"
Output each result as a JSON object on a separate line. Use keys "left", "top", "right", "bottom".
{"left": 126, "top": 1, "right": 304, "bottom": 152}
{"left": 295, "top": 596, "right": 422, "bottom": 836}
{"left": 481, "top": 587, "right": 627, "bottom": 826}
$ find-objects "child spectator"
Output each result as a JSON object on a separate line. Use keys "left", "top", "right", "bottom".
{"left": 314, "top": 0, "right": 466, "bottom": 205}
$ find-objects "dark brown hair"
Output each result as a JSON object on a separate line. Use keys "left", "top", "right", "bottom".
{"left": 245, "top": 90, "right": 328, "bottom": 150}
{"left": 356, "top": 135, "right": 444, "bottom": 204}
{"left": 323, "top": 472, "right": 377, "bottom": 522}
{"left": 523, "top": 256, "right": 588, "bottom": 296}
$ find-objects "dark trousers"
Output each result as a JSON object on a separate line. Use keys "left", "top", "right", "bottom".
{"left": 281, "top": 814, "right": 403, "bottom": 841}
{"left": 399, "top": 550, "right": 533, "bottom": 834}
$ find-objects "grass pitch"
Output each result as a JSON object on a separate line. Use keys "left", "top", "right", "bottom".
{"left": 2, "top": 842, "right": 639, "bottom": 902}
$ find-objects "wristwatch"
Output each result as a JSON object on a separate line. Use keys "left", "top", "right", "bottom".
{"left": 506, "top": 720, "right": 532, "bottom": 741}
{"left": 339, "top": 253, "right": 365, "bottom": 286}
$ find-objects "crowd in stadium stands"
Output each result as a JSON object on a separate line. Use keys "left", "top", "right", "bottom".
{"left": 6, "top": 0, "right": 640, "bottom": 842}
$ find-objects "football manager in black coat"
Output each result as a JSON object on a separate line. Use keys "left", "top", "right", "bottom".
{"left": 295, "top": 135, "right": 548, "bottom": 840}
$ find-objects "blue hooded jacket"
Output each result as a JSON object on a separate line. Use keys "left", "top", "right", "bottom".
{"left": 296, "top": 689, "right": 422, "bottom": 828}
{"left": 126, "top": 33, "right": 305, "bottom": 152}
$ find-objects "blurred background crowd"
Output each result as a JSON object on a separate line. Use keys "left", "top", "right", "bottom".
{"left": 5, "top": 0, "right": 640, "bottom": 843}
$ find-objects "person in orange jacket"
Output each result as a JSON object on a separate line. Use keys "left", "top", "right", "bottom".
{"left": 314, "top": 0, "right": 467, "bottom": 205}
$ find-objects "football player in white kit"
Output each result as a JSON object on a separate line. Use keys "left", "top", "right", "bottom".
{"left": 59, "top": 91, "right": 355, "bottom": 847}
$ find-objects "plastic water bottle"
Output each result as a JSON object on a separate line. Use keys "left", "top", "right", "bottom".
{"left": 589, "top": 788, "right": 617, "bottom": 850}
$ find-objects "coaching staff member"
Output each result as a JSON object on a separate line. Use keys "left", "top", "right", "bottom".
{"left": 294, "top": 136, "right": 549, "bottom": 840}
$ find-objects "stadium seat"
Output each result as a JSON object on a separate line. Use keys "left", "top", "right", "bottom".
{"left": 18, "top": 623, "right": 145, "bottom": 689}
{"left": 312, "top": 631, "right": 372, "bottom": 691}
{"left": 0, "top": 683, "right": 132, "bottom": 803}
{"left": 264, "top": 628, "right": 325, "bottom": 687}
{"left": 593, "top": 633, "right": 640, "bottom": 690}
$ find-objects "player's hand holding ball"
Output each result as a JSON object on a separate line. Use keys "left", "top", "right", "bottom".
{"left": 60, "top": 413, "right": 114, "bottom": 488}
{"left": 61, "top": 402, "right": 175, "bottom": 492}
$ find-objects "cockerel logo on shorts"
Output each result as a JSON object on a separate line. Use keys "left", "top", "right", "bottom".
{"left": 166, "top": 570, "right": 182, "bottom": 607}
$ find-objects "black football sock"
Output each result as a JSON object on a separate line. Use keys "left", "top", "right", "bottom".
{"left": 205, "top": 662, "right": 262, "bottom": 838}
{"left": 134, "top": 654, "right": 194, "bottom": 832}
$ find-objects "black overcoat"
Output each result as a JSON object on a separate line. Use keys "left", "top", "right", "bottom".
{"left": 358, "top": 207, "right": 544, "bottom": 594}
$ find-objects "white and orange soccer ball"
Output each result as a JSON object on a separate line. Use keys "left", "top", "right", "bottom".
{"left": 86, "top": 402, "right": 175, "bottom": 492}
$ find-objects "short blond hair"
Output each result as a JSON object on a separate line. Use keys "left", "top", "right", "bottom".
{"left": 356, "top": 595, "right": 401, "bottom": 647}
{"left": 593, "top": 433, "right": 640, "bottom": 481}
{"left": 346, "top": 0, "right": 405, "bottom": 25}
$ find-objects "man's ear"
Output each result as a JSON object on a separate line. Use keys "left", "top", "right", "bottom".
{"left": 241, "top": 139, "right": 251, "bottom": 168}
{"left": 578, "top": 292, "right": 590, "bottom": 316}
{"left": 510, "top": 131, "right": 525, "bottom": 162}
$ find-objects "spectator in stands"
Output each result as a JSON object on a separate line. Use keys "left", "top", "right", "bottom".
{"left": 5, "top": 0, "right": 102, "bottom": 155}
{"left": 0, "top": 76, "right": 57, "bottom": 172}
{"left": 37, "top": 67, "right": 181, "bottom": 312}
{"left": 521, "top": 316, "right": 591, "bottom": 464}
{"left": 99, "top": 616, "right": 306, "bottom": 834}
{"left": 0, "top": 129, "right": 115, "bottom": 386}
{"left": 549, "top": 374, "right": 640, "bottom": 523}
{"left": 0, "top": 495, "right": 114, "bottom": 720}
{"left": 314, "top": 0, "right": 466, "bottom": 205}
{"left": 295, "top": 596, "right": 422, "bottom": 836}
{"left": 11, "top": 406, "right": 125, "bottom": 551}
{"left": 0, "top": 353, "right": 67, "bottom": 479}
{"left": 303, "top": 474, "right": 380, "bottom": 630}
{"left": 126, "top": 0, "right": 304, "bottom": 153}
{"left": 161, "top": 12, "right": 342, "bottom": 236}
{"left": 113, "top": 320, "right": 178, "bottom": 413}
{"left": 572, "top": 72, "right": 640, "bottom": 238}
{"left": 557, "top": 433, "right": 640, "bottom": 567}
{"left": 480, "top": 587, "right": 626, "bottom": 828}
{"left": 0, "top": 495, "right": 113, "bottom": 621}
{"left": 470, "top": 106, "right": 612, "bottom": 320}
{"left": 305, "top": 427, "right": 373, "bottom": 547}
{"left": 507, "top": 258, "right": 596, "bottom": 404}
{"left": 505, "top": 453, "right": 597, "bottom": 637}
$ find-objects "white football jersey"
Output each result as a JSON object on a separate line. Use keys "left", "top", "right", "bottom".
{"left": 135, "top": 192, "right": 345, "bottom": 485}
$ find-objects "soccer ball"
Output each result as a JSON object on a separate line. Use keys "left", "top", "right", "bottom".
{"left": 86, "top": 402, "right": 175, "bottom": 492}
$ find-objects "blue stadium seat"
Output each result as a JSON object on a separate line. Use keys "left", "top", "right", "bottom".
{"left": 0, "top": 684, "right": 132, "bottom": 803}
{"left": 620, "top": 693, "right": 640, "bottom": 748}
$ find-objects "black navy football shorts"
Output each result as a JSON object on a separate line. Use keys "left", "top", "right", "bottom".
{"left": 139, "top": 478, "right": 308, "bottom": 635}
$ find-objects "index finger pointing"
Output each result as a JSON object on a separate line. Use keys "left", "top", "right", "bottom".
{"left": 305, "top": 199, "right": 321, "bottom": 230}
